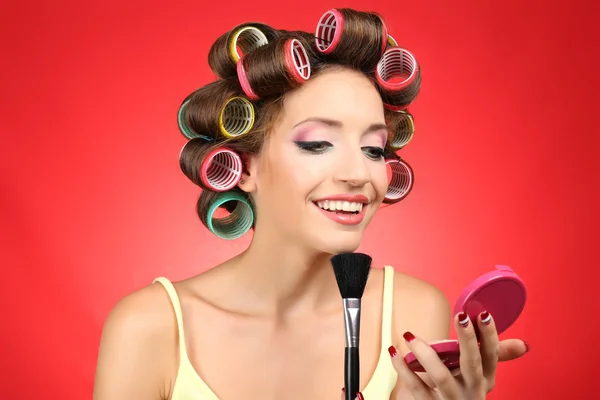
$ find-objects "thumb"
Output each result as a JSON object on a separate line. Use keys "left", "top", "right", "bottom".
{"left": 498, "top": 339, "right": 529, "bottom": 362}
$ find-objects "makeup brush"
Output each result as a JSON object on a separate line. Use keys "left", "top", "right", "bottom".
{"left": 330, "top": 252, "right": 372, "bottom": 400}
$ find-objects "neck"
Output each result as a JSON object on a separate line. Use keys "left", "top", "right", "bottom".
{"left": 227, "top": 229, "right": 342, "bottom": 317}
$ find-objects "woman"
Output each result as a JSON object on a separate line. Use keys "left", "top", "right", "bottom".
{"left": 93, "top": 8, "right": 528, "bottom": 400}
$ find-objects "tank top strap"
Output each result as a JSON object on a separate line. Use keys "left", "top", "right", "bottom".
{"left": 153, "top": 277, "right": 189, "bottom": 361}
{"left": 381, "top": 266, "right": 395, "bottom": 346}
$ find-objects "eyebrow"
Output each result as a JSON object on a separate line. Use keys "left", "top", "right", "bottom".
{"left": 293, "top": 117, "right": 387, "bottom": 134}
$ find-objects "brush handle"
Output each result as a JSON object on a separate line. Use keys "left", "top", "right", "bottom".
{"left": 344, "top": 346, "right": 359, "bottom": 400}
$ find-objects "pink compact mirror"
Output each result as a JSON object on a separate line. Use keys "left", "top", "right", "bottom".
{"left": 404, "top": 265, "right": 527, "bottom": 373}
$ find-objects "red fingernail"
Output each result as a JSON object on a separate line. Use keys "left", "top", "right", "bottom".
{"left": 403, "top": 331, "right": 415, "bottom": 342}
{"left": 356, "top": 392, "right": 364, "bottom": 400}
{"left": 480, "top": 311, "right": 491, "bottom": 325}
{"left": 524, "top": 341, "right": 530, "bottom": 353}
{"left": 341, "top": 388, "right": 345, "bottom": 393}
{"left": 388, "top": 345, "right": 397, "bottom": 358}
{"left": 458, "top": 312, "right": 469, "bottom": 327}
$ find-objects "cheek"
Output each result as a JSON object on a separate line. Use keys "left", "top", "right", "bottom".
{"left": 283, "top": 160, "right": 325, "bottom": 199}
{"left": 372, "top": 163, "right": 390, "bottom": 199}
{"left": 260, "top": 149, "right": 321, "bottom": 197}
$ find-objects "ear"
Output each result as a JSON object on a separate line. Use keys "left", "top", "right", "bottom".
{"left": 238, "top": 153, "right": 258, "bottom": 193}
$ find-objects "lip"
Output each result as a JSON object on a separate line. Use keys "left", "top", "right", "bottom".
{"left": 312, "top": 202, "right": 368, "bottom": 226}
{"left": 312, "top": 194, "right": 370, "bottom": 204}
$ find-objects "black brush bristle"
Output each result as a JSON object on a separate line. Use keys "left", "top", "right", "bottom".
{"left": 330, "top": 252, "right": 372, "bottom": 299}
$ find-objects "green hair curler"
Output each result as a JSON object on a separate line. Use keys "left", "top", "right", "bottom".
{"left": 177, "top": 99, "right": 214, "bottom": 141}
{"left": 206, "top": 191, "right": 254, "bottom": 240}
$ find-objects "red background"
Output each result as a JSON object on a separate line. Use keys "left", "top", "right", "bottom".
{"left": 1, "top": 0, "right": 597, "bottom": 398}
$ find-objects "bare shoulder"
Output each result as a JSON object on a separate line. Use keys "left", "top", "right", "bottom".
{"left": 390, "top": 268, "right": 452, "bottom": 344}
{"left": 100, "top": 282, "right": 178, "bottom": 343}
{"left": 93, "top": 282, "right": 178, "bottom": 400}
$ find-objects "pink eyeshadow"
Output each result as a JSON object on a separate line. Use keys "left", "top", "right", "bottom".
{"left": 291, "top": 126, "right": 323, "bottom": 142}
{"left": 367, "top": 130, "right": 388, "bottom": 148}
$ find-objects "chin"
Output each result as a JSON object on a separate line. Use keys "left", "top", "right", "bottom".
{"left": 314, "top": 231, "right": 364, "bottom": 254}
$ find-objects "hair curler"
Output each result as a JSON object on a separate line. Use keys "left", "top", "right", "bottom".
{"left": 388, "top": 110, "right": 415, "bottom": 149}
{"left": 218, "top": 96, "right": 255, "bottom": 138}
{"left": 199, "top": 147, "right": 243, "bottom": 192}
{"left": 376, "top": 47, "right": 421, "bottom": 111}
{"left": 383, "top": 158, "right": 414, "bottom": 204}
{"left": 229, "top": 26, "right": 269, "bottom": 63}
{"left": 206, "top": 191, "right": 254, "bottom": 240}
{"left": 315, "top": 8, "right": 387, "bottom": 57}
{"left": 315, "top": 9, "right": 344, "bottom": 54}
{"left": 209, "top": 24, "right": 279, "bottom": 79}
{"left": 386, "top": 34, "right": 398, "bottom": 47}
{"left": 177, "top": 99, "right": 214, "bottom": 141}
{"left": 178, "top": 93, "right": 255, "bottom": 140}
{"left": 286, "top": 38, "right": 311, "bottom": 82}
{"left": 237, "top": 37, "right": 311, "bottom": 101}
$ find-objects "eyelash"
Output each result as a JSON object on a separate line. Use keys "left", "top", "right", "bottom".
{"left": 293, "top": 141, "right": 385, "bottom": 160}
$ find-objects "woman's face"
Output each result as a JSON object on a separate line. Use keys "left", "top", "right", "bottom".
{"left": 243, "top": 67, "right": 389, "bottom": 254}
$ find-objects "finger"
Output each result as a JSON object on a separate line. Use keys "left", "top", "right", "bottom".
{"left": 476, "top": 311, "right": 500, "bottom": 387}
{"left": 402, "top": 332, "right": 462, "bottom": 400}
{"left": 498, "top": 339, "right": 529, "bottom": 361}
{"left": 340, "top": 388, "right": 364, "bottom": 400}
{"left": 388, "top": 345, "right": 433, "bottom": 399}
{"left": 455, "top": 312, "right": 485, "bottom": 394}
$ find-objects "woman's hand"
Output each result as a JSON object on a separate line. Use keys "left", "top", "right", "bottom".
{"left": 339, "top": 388, "right": 365, "bottom": 400}
{"left": 388, "top": 311, "right": 529, "bottom": 400}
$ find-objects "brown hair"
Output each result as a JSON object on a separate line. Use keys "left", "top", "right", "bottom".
{"left": 178, "top": 8, "right": 421, "bottom": 235}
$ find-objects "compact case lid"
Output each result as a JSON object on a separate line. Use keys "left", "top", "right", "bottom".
{"left": 453, "top": 265, "right": 526, "bottom": 336}
{"left": 404, "top": 265, "right": 527, "bottom": 372}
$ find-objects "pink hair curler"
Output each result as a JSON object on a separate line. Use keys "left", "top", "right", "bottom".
{"left": 376, "top": 47, "right": 419, "bottom": 112}
{"left": 384, "top": 103, "right": 409, "bottom": 112}
{"left": 236, "top": 58, "right": 259, "bottom": 101}
{"left": 237, "top": 38, "right": 311, "bottom": 101}
{"left": 315, "top": 9, "right": 388, "bottom": 57}
{"left": 285, "top": 38, "right": 311, "bottom": 82}
{"left": 404, "top": 265, "right": 527, "bottom": 373}
{"left": 383, "top": 159, "right": 414, "bottom": 204}
{"left": 315, "top": 9, "right": 344, "bottom": 54}
{"left": 376, "top": 47, "right": 419, "bottom": 91}
{"left": 199, "top": 147, "right": 243, "bottom": 192}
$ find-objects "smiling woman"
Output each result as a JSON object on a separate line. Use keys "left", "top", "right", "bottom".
{"left": 181, "top": 39, "right": 416, "bottom": 243}
{"left": 93, "top": 7, "right": 527, "bottom": 400}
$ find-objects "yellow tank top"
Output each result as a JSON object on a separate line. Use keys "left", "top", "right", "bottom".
{"left": 153, "top": 266, "right": 397, "bottom": 399}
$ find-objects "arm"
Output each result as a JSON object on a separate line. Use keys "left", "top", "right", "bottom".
{"left": 93, "top": 284, "right": 177, "bottom": 400}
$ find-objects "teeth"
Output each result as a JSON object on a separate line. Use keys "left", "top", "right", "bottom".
{"left": 316, "top": 200, "right": 364, "bottom": 212}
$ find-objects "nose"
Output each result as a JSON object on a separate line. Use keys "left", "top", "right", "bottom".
{"left": 333, "top": 148, "right": 370, "bottom": 187}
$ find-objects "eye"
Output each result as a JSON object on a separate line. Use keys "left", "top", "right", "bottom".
{"left": 362, "top": 146, "right": 385, "bottom": 161}
{"left": 294, "top": 141, "right": 333, "bottom": 154}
